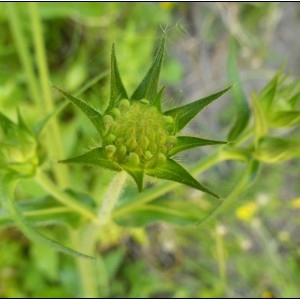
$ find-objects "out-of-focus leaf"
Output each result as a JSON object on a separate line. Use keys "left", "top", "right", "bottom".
{"left": 252, "top": 92, "right": 268, "bottom": 145}
{"left": 227, "top": 38, "right": 250, "bottom": 141}
{"left": 53, "top": 85, "right": 104, "bottom": 134}
{"left": 130, "top": 36, "right": 165, "bottom": 102}
{"left": 197, "top": 159, "right": 260, "bottom": 225}
{"left": 269, "top": 111, "right": 300, "bottom": 127}
{"left": 110, "top": 44, "right": 128, "bottom": 107}
{"left": 146, "top": 157, "right": 219, "bottom": 198}
{"left": 165, "top": 86, "right": 232, "bottom": 133}
{"left": 253, "top": 136, "right": 300, "bottom": 163}
{"left": 59, "top": 147, "right": 121, "bottom": 171}
{"left": 289, "top": 90, "right": 300, "bottom": 108}
{"left": 0, "top": 173, "right": 94, "bottom": 259}
{"left": 169, "top": 136, "right": 227, "bottom": 156}
{"left": 259, "top": 71, "right": 282, "bottom": 110}
{"left": 115, "top": 197, "right": 219, "bottom": 227}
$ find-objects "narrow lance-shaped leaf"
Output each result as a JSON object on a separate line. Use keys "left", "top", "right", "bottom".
{"left": 269, "top": 110, "right": 300, "bottom": 127}
{"left": 110, "top": 44, "right": 128, "bottom": 108}
{"left": 169, "top": 136, "right": 227, "bottom": 156}
{"left": 0, "top": 173, "right": 93, "bottom": 259}
{"left": 227, "top": 37, "right": 250, "bottom": 141}
{"left": 130, "top": 36, "right": 166, "bottom": 102}
{"left": 165, "top": 85, "right": 233, "bottom": 133}
{"left": 59, "top": 147, "right": 121, "bottom": 172}
{"left": 146, "top": 157, "right": 219, "bottom": 198}
{"left": 253, "top": 136, "right": 300, "bottom": 163}
{"left": 53, "top": 86, "right": 104, "bottom": 134}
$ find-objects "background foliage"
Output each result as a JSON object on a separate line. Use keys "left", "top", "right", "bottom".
{"left": 0, "top": 2, "right": 300, "bottom": 298}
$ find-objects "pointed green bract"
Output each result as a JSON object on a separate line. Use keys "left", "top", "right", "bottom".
{"left": 227, "top": 38, "right": 250, "bottom": 141}
{"left": 110, "top": 44, "right": 128, "bottom": 107}
{"left": 130, "top": 36, "right": 165, "bottom": 102}
{"left": 165, "top": 85, "right": 232, "bottom": 133}
{"left": 259, "top": 71, "right": 281, "bottom": 111}
{"left": 54, "top": 86, "right": 104, "bottom": 134}
{"left": 122, "top": 165, "right": 144, "bottom": 192}
{"left": 0, "top": 111, "right": 16, "bottom": 135}
{"left": 146, "top": 157, "right": 219, "bottom": 198}
{"left": 152, "top": 86, "right": 165, "bottom": 112}
{"left": 59, "top": 147, "right": 121, "bottom": 171}
{"left": 169, "top": 136, "right": 227, "bottom": 156}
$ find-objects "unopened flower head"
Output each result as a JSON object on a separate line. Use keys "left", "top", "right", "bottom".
{"left": 56, "top": 35, "right": 231, "bottom": 197}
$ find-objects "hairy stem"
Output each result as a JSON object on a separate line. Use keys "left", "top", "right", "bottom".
{"left": 75, "top": 171, "right": 127, "bottom": 297}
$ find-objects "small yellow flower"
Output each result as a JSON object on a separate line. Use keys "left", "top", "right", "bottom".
{"left": 291, "top": 198, "right": 300, "bottom": 209}
{"left": 159, "top": 2, "right": 173, "bottom": 10}
{"left": 236, "top": 202, "right": 257, "bottom": 221}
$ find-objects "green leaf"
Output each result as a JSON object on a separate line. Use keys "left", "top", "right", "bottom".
{"left": 115, "top": 198, "right": 218, "bottom": 227}
{"left": 130, "top": 36, "right": 165, "bottom": 102}
{"left": 110, "top": 44, "right": 128, "bottom": 107}
{"left": 53, "top": 85, "right": 104, "bottom": 134}
{"left": 165, "top": 85, "right": 232, "bottom": 133}
{"left": 0, "top": 173, "right": 93, "bottom": 259}
{"left": 169, "top": 136, "right": 227, "bottom": 156}
{"left": 269, "top": 111, "right": 300, "bottom": 127}
{"left": 59, "top": 147, "right": 121, "bottom": 171}
{"left": 253, "top": 136, "right": 300, "bottom": 163}
{"left": 146, "top": 158, "right": 219, "bottom": 198}
{"left": 289, "top": 90, "right": 300, "bottom": 108}
{"left": 17, "top": 109, "right": 31, "bottom": 135}
{"left": 227, "top": 38, "right": 250, "bottom": 141}
{"left": 121, "top": 165, "right": 144, "bottom": 192}
{"left": 252, "top": 92, "right": 268, "bottom": 146}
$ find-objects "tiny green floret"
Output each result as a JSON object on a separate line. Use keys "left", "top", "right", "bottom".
{"left": 102, "top": 99, "right": 176, "bottom": 169}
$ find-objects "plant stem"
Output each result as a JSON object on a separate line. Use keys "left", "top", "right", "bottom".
{"left": 29, "top": 2, "right": 69, "bottom": 187}
{"left": 214, "top": 224, "right": 227, "bottom": 291}
{"left": 97, "top": 170, "right": 127, "bottom": 225}
{"left": 74, "top": 171, "right": 127, "bottom": 297}
{"left": 35, "top": 170, "right": 97, "bottom": 222}
{"left": 7, "top": 3, "right": 42, "bottom": 110}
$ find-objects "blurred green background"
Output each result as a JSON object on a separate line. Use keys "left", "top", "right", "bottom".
{"left": 1, "top": 2, "right": 300, "bottom": 298}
